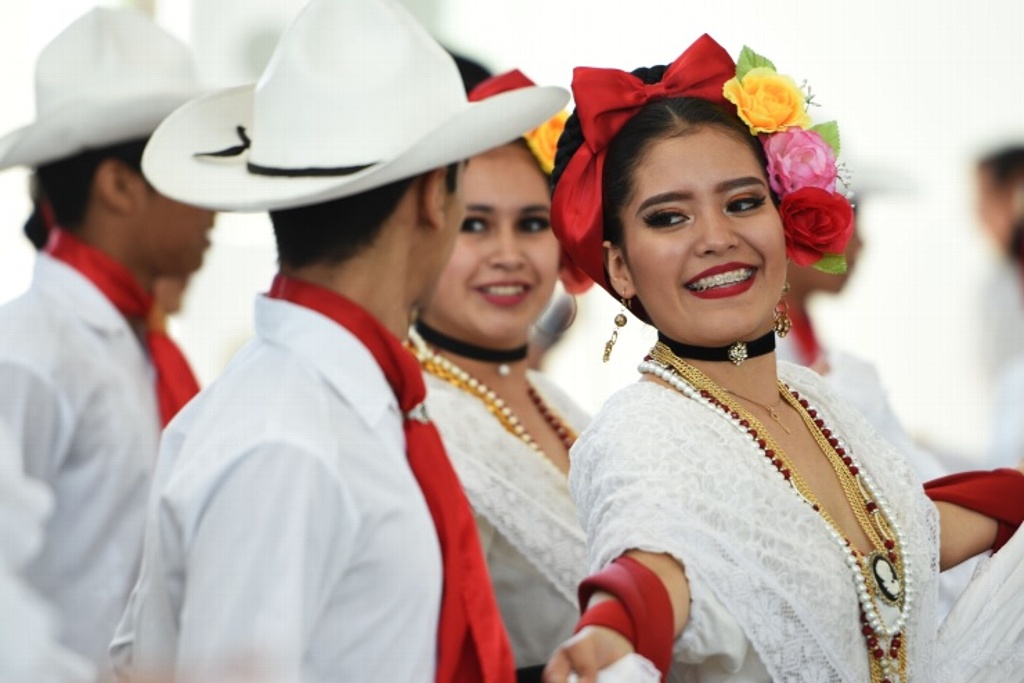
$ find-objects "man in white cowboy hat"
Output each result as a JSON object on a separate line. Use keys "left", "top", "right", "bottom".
{"left": 0, "top": 7, "right": 213, "bottom": 677}
{"left": 110, "top": 0, "right": 567, "bottom": 681}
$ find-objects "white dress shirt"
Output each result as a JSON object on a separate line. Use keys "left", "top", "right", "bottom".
{"left": 112, "top": 295, "right": 443, "bottom": 683}
{"left": 0, "top": 254, "right": 158, "bottom": 675}
{"left": 0, "top": 417, "right": 95, "bottom": 683}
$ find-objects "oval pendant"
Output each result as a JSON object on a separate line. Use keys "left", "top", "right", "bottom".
{"left": 869, "top": 552, "right": 903, "bottom": 604}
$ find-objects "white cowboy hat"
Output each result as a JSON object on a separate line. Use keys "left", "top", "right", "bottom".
{"left": 141, "top": 0, "right": 569, "bottom": 212}
{"left": 0, "top": 7, "right": 202, "bottom": 170}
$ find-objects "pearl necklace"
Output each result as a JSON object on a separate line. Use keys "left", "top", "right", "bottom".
{"left": 642, "top": 345, "right": 912, "bottom": 683}
{"left": 410, "top": 332, "right": 577, "bottom": 458}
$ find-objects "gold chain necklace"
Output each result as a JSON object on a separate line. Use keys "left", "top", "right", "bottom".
{"left": 409, "top": 334, "right": 577, "bottom": 459}
{"left": 646, "top": 342, "right": 909, "bottom": 683}
{"left": 724, "top": 385, "right": 792, "bottom": 434}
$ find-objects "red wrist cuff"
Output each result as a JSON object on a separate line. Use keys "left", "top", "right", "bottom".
{"left": 575, "top": 598, "right": 635, "bottom": 642}
{"left": 576, "top": 556, "right": 674, "bottom": 677}
{"left": 925, "top": 468, "right": 1024, "bottom": 552}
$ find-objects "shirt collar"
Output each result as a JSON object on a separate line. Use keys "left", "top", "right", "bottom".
{"left": 34, "top": 254, "right": 134, "bottom": 335}
{"left": 254, "top": 294, "right": 396, "bottom": 428}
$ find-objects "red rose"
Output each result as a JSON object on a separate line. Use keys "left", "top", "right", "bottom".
{"left": 778, "top": 187, "right": 854, "bottom": 267}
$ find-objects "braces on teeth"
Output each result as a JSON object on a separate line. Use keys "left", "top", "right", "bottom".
{"left": 690, "top": 269, "right": 752, "bottom": 291}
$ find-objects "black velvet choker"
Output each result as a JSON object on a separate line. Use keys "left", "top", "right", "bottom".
{"left": 415, "top": 320, "right": 528, "bottom": 365}
{"left": 657, "top": 329, "right": 775, "bottom": 366}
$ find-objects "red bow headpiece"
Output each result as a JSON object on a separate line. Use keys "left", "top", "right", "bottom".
{"left": 551, "top": 35, "right": 736, "bottom": 303}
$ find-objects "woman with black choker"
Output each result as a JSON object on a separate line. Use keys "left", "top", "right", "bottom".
{"left": 541, "top": 35, "right": 1024, "bottom": 683}
{"left": 409, "top": 70, "right": 592, "bottom": 682}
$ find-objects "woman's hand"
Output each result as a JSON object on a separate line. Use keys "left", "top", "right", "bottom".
{"left": 542, "top": 625, "right": 634, "bottom": 683}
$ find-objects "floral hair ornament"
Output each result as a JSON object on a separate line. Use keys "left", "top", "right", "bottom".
{"left": 468, "top": 70, "right": 592, "bottom": 295}
{"left": 724, "top": 46, "right": 854, "bottom": 272}
{"left": 550, "top": 34, "right": 737, "bottom": 312}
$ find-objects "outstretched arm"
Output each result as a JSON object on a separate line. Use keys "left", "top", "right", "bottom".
{"left": 543, "top": 550, "right": 690, "bottom": 683}
{"left": 925, "top": 466, "right": 1024, "bottom": 570}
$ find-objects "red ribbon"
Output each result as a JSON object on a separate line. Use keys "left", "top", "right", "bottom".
{"left": 468, "top": 69, "right": 534, "bottom": 102}
{"left": 576, "top": 556, "right": 675, "bottom": 677}
{"left": 551, "top": 34, "right": 737, "bottom": 298}
{"left": 44, "top": 228, "right": 199, "bottom": 426}
{"left": 266, "top": 274, "right": 514, "bottom": 683}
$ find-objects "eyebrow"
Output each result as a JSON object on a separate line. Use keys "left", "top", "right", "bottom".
{"left": 635, "top": 176, "right": 767, "bottom": 214}
{"left": 465, "top": 204, "right": 550, "bottom": 214}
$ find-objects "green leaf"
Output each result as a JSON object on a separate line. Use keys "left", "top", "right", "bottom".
{"left": 735, "top": 46, "right": 777, "bottom": 81}
{"left": 811, "top": 121, "right": 841, "bottom": 156}
{"left": 813, "top": 253, "right": 848, "bottom": 274}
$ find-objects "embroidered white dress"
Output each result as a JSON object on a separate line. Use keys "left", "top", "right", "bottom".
{"left": 573, "top": 361, "right": 1024, "bottom": 682}
{"left": 572, "top": 362, "right": 943, "bottom": 682}
{"left": 424, "top": 371, "right": 589, "bottom": 668}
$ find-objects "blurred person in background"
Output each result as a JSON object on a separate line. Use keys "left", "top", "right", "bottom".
{"left": 976, "top": 145, "right": 1024, "bottom": 378}
{"left": 779, "top": 201, "right": 951, "bottom": 481}
{"left": 409, "top": 70, "right": 591, "bottom": 682}
{"left": 0, "top": 417, "right": 94, "bottom": 683}
{"left": 0, "top": 8, "right": 212, "bottom": 676}
{"left": 975, "top": 146, "right": 1024, "bottom": 468}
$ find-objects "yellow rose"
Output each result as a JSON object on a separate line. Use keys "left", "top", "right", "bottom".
{"left": 523, "top": 110, "right": 568, "bottom": 175}
{"left": 723, "top": 67, "right": 811, "bottom": 134}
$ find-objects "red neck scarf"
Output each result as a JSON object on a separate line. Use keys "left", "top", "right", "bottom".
{"left": 44, "top": 228, "right": 200, "bottom": 426}
{"left": 267, "top": 274, "right": 514, "bottom": 683}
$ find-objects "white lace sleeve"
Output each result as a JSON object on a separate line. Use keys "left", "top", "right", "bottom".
{"left": 570, "top": 369, "right": 942, "bottom": 683}
{"left": 936, "top": 527, "right": 1024, "bottom": 682}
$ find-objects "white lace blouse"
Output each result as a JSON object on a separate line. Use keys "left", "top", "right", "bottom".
{"left": 570, "top": 362, "right": 943, "bottom": 682}
{"left": 424, "top": 371, "right": 590, "bottom": 668}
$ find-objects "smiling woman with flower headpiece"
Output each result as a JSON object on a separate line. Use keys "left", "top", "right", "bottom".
{"left": 540, "top": 35, "right": 1024, "bottom": 683}
{"left": 409, "top": 70, "right": 593, "bottom": 680}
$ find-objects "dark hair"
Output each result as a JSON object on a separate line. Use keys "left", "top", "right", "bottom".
{"left": 23, "top": 174, "right": 50, "bottom": 250}
{"left": 979, "top": 146, "right": 1024, "bottom": 185}
{"left": 34, "top": 138, "right": 149, "bottom": 230}
{"left": 449, "top": 51, "right": 493, "bottom": 94}
{"left": 270, "top": 164, "right": 459, "bottom": 269}
{"left": 552, "top": 65, "right": 768, "bottom": 248}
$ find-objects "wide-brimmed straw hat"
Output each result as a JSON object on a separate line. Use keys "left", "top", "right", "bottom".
{"left": 0, "top": 7, "right": 202, "bottom": 170}
{"left": 142, "top": 0, "right": 569, "bottom": 212}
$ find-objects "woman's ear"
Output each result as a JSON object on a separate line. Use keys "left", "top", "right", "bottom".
{"left": 603, "top": 239, "right": 634, "bottom": 298}
{"left": 417, "top": 164, "right": 463, "bottom": 234}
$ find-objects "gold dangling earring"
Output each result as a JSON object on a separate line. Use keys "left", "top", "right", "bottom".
{"left": 603, "top": 297, "right": 630, "bottom": 362}
{"left": 774, "top": 283, "right": 792, "bottom": 338}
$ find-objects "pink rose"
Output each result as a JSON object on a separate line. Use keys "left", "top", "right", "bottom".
{"left": 763, "top": 128, "right": 837, "bottom": 197}
{"left": 778, "top": 187, "right": 854, "bottom": 267}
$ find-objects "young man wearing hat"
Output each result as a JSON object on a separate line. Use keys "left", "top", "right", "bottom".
{"left": 110, "top": 1, "right": 567, "bottom": 681}
{"left": 0, "top": 8, "right": 213, "bottom": 675}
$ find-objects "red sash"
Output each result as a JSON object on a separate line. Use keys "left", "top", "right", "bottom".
{"left": 44, "top": 228, "right": 199, "bottom": 426}
{"left": 267, "top": 274, "right": 514, "bottom": 683}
